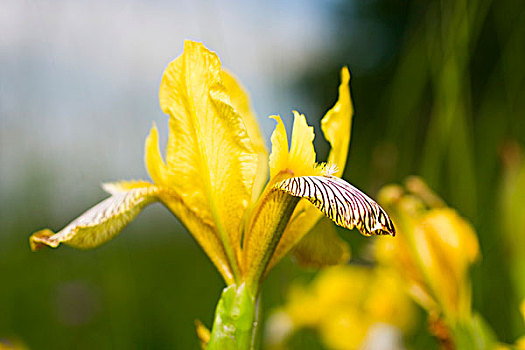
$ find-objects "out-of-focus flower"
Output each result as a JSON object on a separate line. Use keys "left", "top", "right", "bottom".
{"left": 265, "top": 265, "right": 415, "bottom": 350}
{"left": 375, "top": 177, "right": 480, "bottom": 322}
{"left": 29, "top": 41, "right": 396, "bottom": 348}
{"left": 0, "top": 338, "right": 28, "bottom": 350}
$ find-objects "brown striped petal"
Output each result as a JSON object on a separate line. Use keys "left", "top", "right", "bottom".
{"left": 275, "top": 175, "right": 395, "bottom": 237}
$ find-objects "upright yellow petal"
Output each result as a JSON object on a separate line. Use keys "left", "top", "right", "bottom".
{"left": 268, "top": 112, "right": 321, "bottom": 181}
{"left": 145, "top": 122, "right": 170, "bottom": 186}
{"left": 289, "top": 111, "right": 317, "bottom": 175}
{"left": 145, "top": 106, "right": 234, "bottom": 284}
{"left": 321, "top": 67, "right": 353, "bottom": 177}
{"left": 221, "top": 70, "right": 270, "bottom": 215}
{"left": 268, "top": 115, "right": 290, "bottom": 180}
{"left": 159, "top": 41, "right": 258, "bottom": 276}
{"left": 221, "top": 70, "right": 267, "bottom": 158}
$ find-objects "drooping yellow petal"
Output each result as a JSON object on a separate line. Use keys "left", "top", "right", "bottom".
{"left": 321, "top": 67, "right": 353, "bottom": 177}
{"left": 267, "top": 174, "right": 394, "bottom": 273}
{"left": 276, "top": 176, "right": 396, "bottom": 236}
{"left": 30, "top": 182, "right": 161, "bottom": 251}
{"left": 159, "top": 41, "right": 258, "bottom": 277}
{"left": 291, "top": 217, "right": 351, "bottom": 268}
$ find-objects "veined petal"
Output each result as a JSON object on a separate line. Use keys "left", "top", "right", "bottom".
{"left": 221, "top": 70, "right": 267, "bottom": 158}
{"left": 30, "top": 182, "right": 160, "bottom": 251}
{"left": 321, "top": 67, "right": 353, "bottom": 177}
{"left": 221, "top": 70, "right": 269, "bottom": 217}
{"left": 291, "top": 217, "right": 351, "bottom": 268}
{"left": 276, "top": 175, "right": 396, "bottom": 236}
{"left": 145, "top": 118, "right": 235, "bottom": 284}
{"left": 265, "top": 70, "right": 353, "bottom": 270}
{"left": 31, "top": 180, "right": 235, "bottom": 284}
{"left": 159, "top": 41, "right": 258, "bottom": 276}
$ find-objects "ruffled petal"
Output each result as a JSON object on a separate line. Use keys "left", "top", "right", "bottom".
{"left": 158, "top": 41, "right": 259, "bottom": 276}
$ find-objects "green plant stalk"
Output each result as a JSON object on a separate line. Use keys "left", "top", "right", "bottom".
{"left": 449, "top": 313, "right": 498, "bottom": 350}
{"left": 207, "top": 283, "right": 257, "bottom": 350}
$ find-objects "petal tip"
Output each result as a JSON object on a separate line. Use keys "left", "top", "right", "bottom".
{"left": 341, "top": 66, "right": 350, "bottom": 82}
{"left": 30, "top": 229, "right": 58, "bottom": 251}
{"left": 269, "top": 115, "right": 282, "bottom": 122}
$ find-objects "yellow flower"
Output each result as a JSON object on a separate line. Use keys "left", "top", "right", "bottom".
{"left": 30, "top": 41, "right": 395, "bottom": 295}
{"left": 375, "top": 177, "right": 480, "bottom": 322}
{"left": 266, "top": 265, "right": 415, "bottom": 350}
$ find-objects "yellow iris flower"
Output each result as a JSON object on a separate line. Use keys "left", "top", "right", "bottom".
{"left": 375, "top": 177, "right": 480, "bottom": 323}
{"left": 266, "top": 265, "right": 415, "bottom": 350}
{"left": 30, "top": 41, "right": 394, "bottom": 310}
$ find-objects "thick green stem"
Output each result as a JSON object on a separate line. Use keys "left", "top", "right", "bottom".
{"left": 207, "top": 283, "right": 257, "bottom": 350}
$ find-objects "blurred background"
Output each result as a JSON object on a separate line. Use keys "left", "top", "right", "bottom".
{"left": 1, "top": 0, "right": 524, "bottom": 349}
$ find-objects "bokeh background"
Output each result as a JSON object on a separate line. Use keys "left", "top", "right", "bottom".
{"left": 1, "top": 0, "right": 524, "bottom": 348}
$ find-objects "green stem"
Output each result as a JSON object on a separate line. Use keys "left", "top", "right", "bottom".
{"left": 207, "top": 283, "right": 257, "bottom": 350}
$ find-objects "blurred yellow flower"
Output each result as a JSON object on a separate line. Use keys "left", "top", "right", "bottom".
{"left": 375, "top": 177, "right": 480, "bottom": 322}
{"left": 0, "top": 338, "right": 28, "bottom": 350}
{"left": 266, "top": 265, "right": 415, "bottom": 350}
{"left": 30, "top": 40, "right": 395, "bottom": 294}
